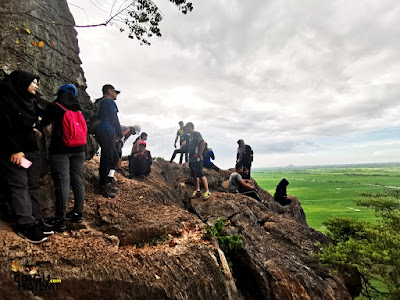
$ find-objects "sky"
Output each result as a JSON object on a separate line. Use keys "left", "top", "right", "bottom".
{"left": 68, "top": 0, "right": 400, "bottom": 169}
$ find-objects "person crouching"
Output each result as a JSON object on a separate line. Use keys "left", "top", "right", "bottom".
{"left": 130, "top": 141, "right": 152, "bottom": 177}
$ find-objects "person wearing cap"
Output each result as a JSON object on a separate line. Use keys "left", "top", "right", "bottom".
{"left": 129, "top": 132, "right": 147, "bottom": 177}
{"left": 94, "top": 84, "right": 123, "bottom": 198}
{"left": 116, "top": 124, "right": 141, "bottom": 172}
{"left": 236, "top": 139, "right": 253, "bottom": 179}
{"left": 41, "top": 83, "right": 86, "bottom": 231}
{"left": 185, "top": 122, "right": 211, "bottom": 200}
{"left": 130, "top": 140, "right": 152, "bottom": 177}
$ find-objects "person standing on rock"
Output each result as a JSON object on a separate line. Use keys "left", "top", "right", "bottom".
{"left": 94, "top": 84, "right": 123, "bottom": 198}
{"left": 236, "top": 139, "right": 253, "bottom": 179}
{"left": 41, "top": 84, "right": 86, "bottom": 231}
{"left": 170, "top": 125, "right": 189, "bottom": 164}
{"left": 185, "top": 122, "right": 210, "bottom": 200}
{"left": 173, "top": 121, "right": 188, "bottom": 164}
{"left": 0, "top": 70, "right": 50, "bottom": 243}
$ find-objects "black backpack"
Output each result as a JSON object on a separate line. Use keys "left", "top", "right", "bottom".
{"left": 85, "top": 97, "right": 107, "bottom": 134}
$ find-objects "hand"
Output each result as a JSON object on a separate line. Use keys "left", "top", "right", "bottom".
{"left": 10, "top": 152, "right": 25, "bottom": 165}
{"left": 33, "top": 128, "right": 42, "bottom": 140}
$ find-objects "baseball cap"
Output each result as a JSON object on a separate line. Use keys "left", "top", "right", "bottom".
{"left": 59, "top": 84, "right": 78, "bottom": 96}
{"left": 102, "top": 84, "right": 120, "bottom": 94}
{"left": 139, "top": 141, "right": 147, "bottom": 147}
{"left": 133, "top": 125, "right": 141, "bottom": 134}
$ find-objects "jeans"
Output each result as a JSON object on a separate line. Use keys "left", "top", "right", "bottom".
{"left": 0, "top": 151, "right": 42, "bottom": 225}
{"left": 94, "top": 130, "right": 119, "bottom": 186}
{"left": 49, "top": 152, "right": 85, "bottom": 218}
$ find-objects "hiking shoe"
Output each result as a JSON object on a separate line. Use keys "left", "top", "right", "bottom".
{"left": 16, "top": 223, "right": 48, "bottom": 244}
{"left": 99, "top": 183, "right": 116, "bottom": 198}
{"left": 203, "top": 191, "right": 211, "bottom": 200}
{"left": 43, "top": 217, "right": 66, "bottom": 232}
{"left": 65, "top": 211, "right": 83, "bottom": 223}
{"left": 192, "top": 190, "right": 201, "bottom": 197}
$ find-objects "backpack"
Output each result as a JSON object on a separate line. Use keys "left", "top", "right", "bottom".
{"left": 86, "top": 97, "right": 107, "bottom": 134}
{"left": 55, "top": 102, "right": 87, "bottom": 147}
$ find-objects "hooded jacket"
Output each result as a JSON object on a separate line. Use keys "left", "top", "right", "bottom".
{"left": 0, "top": 70, "right": 40, "bottom": 156}
{"left": 41, "top": 89, "right": 85, "bottom": 154}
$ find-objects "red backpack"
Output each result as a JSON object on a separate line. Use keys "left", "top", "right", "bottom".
{"left": 55, "top": 102, "right": 87, "bottom": 147}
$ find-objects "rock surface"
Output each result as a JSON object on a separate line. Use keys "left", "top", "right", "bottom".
{"left": 0, "top": 159, "right": 352, "bottom": 299}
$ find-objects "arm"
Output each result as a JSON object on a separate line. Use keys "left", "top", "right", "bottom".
{"left": 198, "top": 140, "right": 206, "bottom": 157}
{"left": 239, "top": 179, "right": 254, "bottom": 189}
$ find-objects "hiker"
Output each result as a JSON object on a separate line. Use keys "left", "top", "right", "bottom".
{"left": 228, "top": 164, "right": 261, "bottom": 201}
{"left": 173, "top": 121, "right": 187, "bottom": 164}
{"left": 274, "top": 178, "right": 291, "bottom": 206}
{"left": 203, "top": 147, "right": 220, "bottom": 172}
{"left": 236, "top": 139, "right": 253, "bottom": 179}
{"left": 0, "top": 70, "right": 50, "bottom": 243}
{"left": 185, "top": 122, "right": 210, "bottom": 199}
{"left": 93, "top": 84, "right": 123, "bottom": 198}
{"left": 116, "top": 125, "right": 141, "bottom": 172}
{"left": 129, "top": 132, "right": 147, "bottom": 177}
{"left": 40, "top": 84, "right": 87, "bottom": 231}
{"left": 170, "top": 126, "right": 189, "bottom": 164}
{"left": 130, "top": 141, "right": 152, "bottom": 177}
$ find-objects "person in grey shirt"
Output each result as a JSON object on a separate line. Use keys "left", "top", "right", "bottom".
{"left": 228, "top": 164, "right": 261, "bottom": 201}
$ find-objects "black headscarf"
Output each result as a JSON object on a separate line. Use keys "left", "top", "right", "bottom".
{"left": 55, "top": 89, "right": 82, "bottom": 111}
{"left": 2, "top": 70, "right": 40, "bottom": 127}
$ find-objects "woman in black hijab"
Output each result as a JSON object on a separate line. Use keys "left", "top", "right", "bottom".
{"left": 0, "top": 70, "right": 49, "bottom": 243}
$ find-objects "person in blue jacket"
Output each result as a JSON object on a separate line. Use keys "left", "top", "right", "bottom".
{"left": 203, "top": 147, "right": 219, "bottom": 172}
{"left": 94, "top": 84, "right": 123, "bottom": 198}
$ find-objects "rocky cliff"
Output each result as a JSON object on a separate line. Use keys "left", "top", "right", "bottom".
{"left": 0, "top": 0, "right": 89, "bottom": 105}
{"left": 0, "top": 159, "right": 352, "bottom": 299}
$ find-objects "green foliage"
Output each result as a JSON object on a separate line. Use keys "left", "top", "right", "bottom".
{"left": 319, "top": 189, "right": 400, "bottom": 299}
{"left": 203, "top": 218, "right": 243, "bottom": 253}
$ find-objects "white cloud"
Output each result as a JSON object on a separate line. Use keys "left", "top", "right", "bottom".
{"left": 69, "top": 0, "right": 400, "bottom": 168}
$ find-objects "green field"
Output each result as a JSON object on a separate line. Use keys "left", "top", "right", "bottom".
{"left": 253, "top": 164, "right": 400, "bottom": 233}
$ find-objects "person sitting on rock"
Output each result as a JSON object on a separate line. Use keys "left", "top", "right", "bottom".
{"left": 116, "top": 125, "right": 141, "bottom": 173}
{"left": 228, "top": 164, "right": 261, "bottom": 201}
{"left": 274, "top": 178, "right": 291, "bottom": 206}
{"left": 203, "top": 147, "right": 219, "bottom": 172}
{"left": 130, "top": 141, "right": 152, "bottom": 177}
{"left": 129, "top": 132, "right": 147, "bottom": 176}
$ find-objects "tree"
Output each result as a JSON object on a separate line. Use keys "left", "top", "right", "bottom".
{"left": 318, "top": 189, "right": 400, "bottom": 299}
{"left": 1, "top": 0, "right": 193, "bottom": 45}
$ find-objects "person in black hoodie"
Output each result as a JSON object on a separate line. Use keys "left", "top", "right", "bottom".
{"left": 0, "top": 70, "right": 49, "bottom": 243}
{"left": 41, "top": 84, "right": 86, "bottom": 231}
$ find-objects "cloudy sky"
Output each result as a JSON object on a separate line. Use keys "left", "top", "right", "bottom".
{"left": 68, "top": 0, "right": 400, "bottom": 169}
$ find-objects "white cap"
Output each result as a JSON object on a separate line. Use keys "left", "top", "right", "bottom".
{"left": 133, "top": 125, "right": 141, "bottom": 134}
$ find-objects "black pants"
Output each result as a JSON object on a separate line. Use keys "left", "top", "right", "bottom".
{"left": 204, "top": 162, "right": 219, "bottom": 172}
{"left": 95, "top": 130, "right": 119, "bottom": 186}
{"left": 132, "top": 158, "right": 151, "bottom": 176}
{"left": 170, "top": 147, "right": 188, "bottom": 164}
{"left": 49, "top": 152, "right": 85, "bottom": 219}
{"left": 0, "top": 151, "right": 42, "bottom": 225}
{"left": 237, "top": 186, "right": 261, "bottom": 202}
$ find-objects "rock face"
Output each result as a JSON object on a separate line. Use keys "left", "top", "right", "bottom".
{"left": 0, "top": 159, "right": 352, "bottom": 299}
{"left": 0, "top": 0, "right": 90, "bottom": 106}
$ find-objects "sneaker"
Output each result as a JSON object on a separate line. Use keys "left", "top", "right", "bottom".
{"left": 203, "top": 191, "right": 211, "bottom": 200}
{"left": 43, "top": 217, "right": 66, "bottom": 232}
{"left": 65, "top": 211, "right": 83, "bottom": 223}
{"left": 192, "top": 190, "right": 201, "bottom": 197}
{"left": 108, "top": 179, "right": 119, "bottom": 193}
{"left": 16, "top": 223, "right": 48, "bottom": 244}
{"left": 37, "top": 221, "right": 54, "bottom": 235}
{"left": 99, "top": 183, "right": 116, "bottom": 198}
